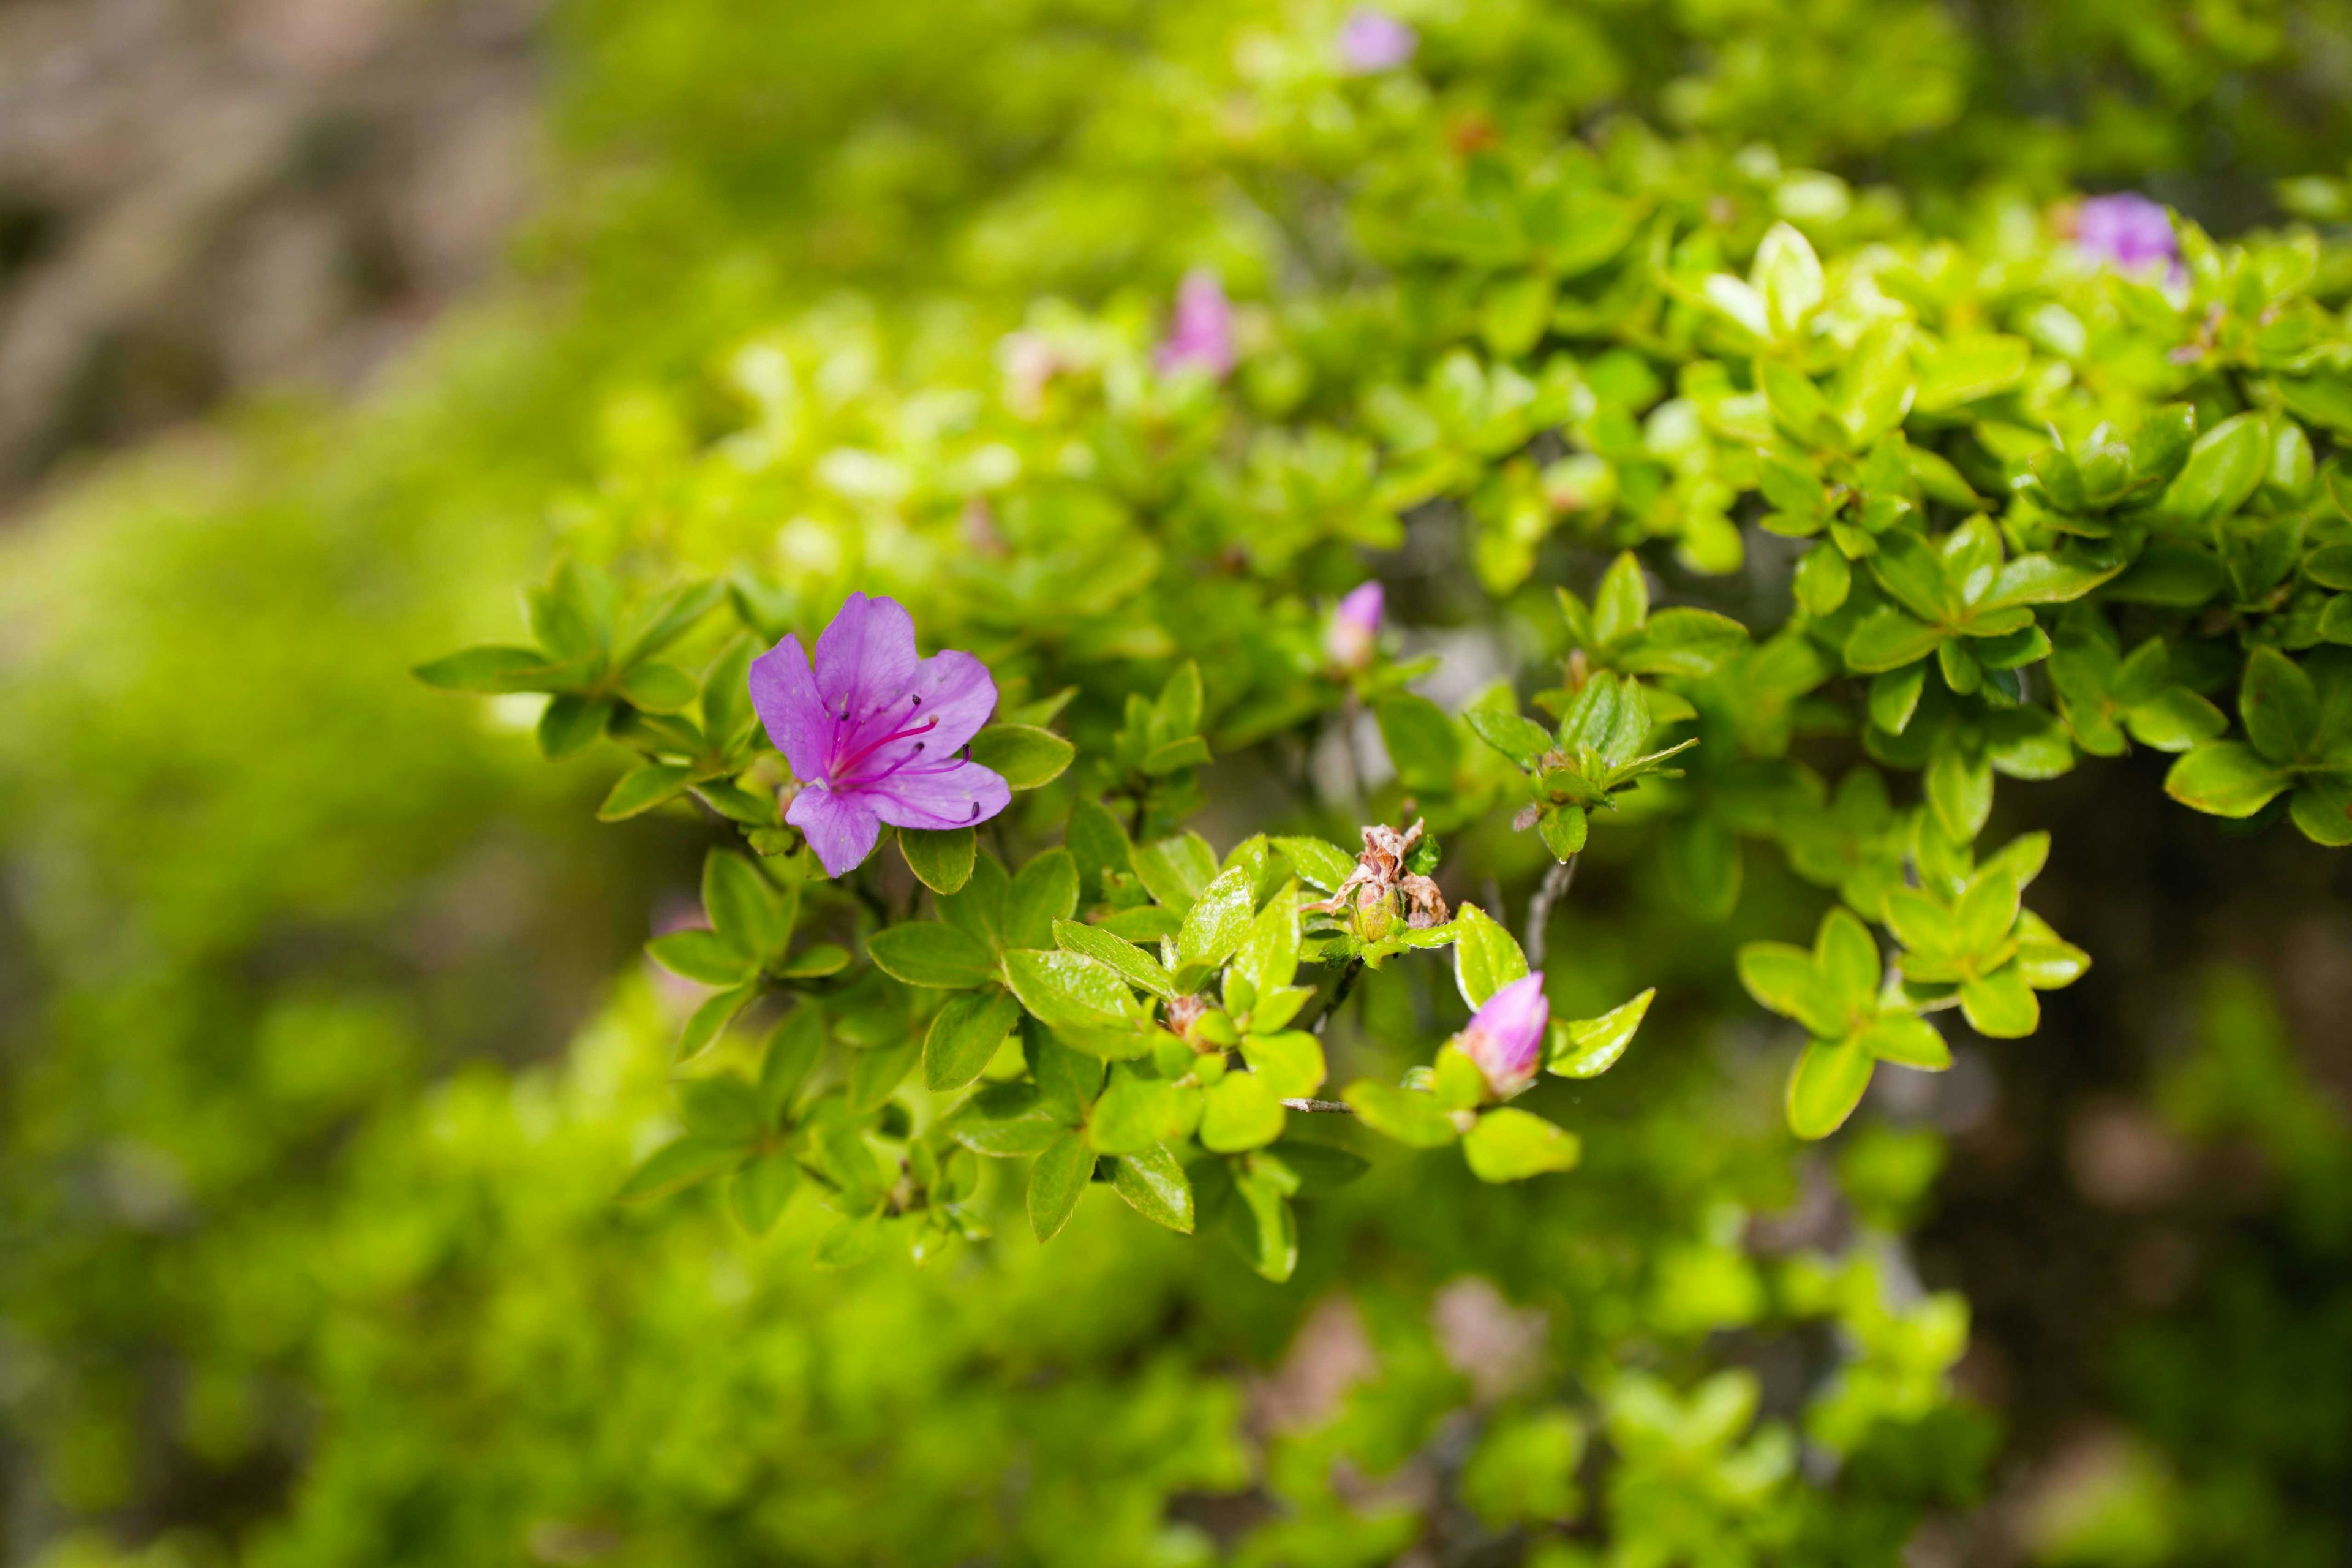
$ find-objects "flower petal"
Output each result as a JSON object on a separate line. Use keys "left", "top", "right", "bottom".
{"left": 787, "top": 785, "right": 883, "bottom": 878}
{"left": 905, "top": 649, "right": 997, "bottom": 753}
{"left": 865, "top": 759, "right": 1011, "bottom": 832}
{"left": 813, "top": 592, "right": 918, "bottom": 723}
{"left": 748, "top": 634, "right": 832, "bottom": 781}
{"left": 1467, "top": 971, "right": 1550, "bottom": 1088}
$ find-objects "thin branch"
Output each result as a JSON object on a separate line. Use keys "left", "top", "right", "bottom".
{"left": 1523, "top": 854, "right": 1578, "bottom": 968}
{"left": 1280, "top": 1098, "right": 1356, "bottom": 1114}
{"left": 1310, "top": 957, "right": 1366, "bottom": 1038}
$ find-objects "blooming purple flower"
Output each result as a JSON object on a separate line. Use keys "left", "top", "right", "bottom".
{"left": 749, "top": 592, "right": 1010, "bottom": 878}
{"left": 1457, "top": 971, "right": 1549, "bottom": 1099}
{"left": 1156, "top": 269, "right": 1235, "bottom": 379}
{"left": 2075, "top": 194, "right": 2177, "bottom": 274}
{"left": 1338, "top": 7, "right": 1417, "bottom": 72}
{"left": 1327, "top": 581, "right": 1384, "bottom": 671}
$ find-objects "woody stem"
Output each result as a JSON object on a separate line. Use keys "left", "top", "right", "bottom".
{"left": 1525, "top": 854, "right": 1578, "bottom": 968}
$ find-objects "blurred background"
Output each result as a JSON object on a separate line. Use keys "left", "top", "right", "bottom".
{"left": 4, "top": 2, "right": 2351, "bottom": 1565}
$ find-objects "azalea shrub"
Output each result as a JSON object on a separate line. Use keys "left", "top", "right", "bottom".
{"left": 14, "top": 1, "right": 2352, "bottom": 1565}
{"left": 423, "top": 131, "right": 2352, "bottom": 1274}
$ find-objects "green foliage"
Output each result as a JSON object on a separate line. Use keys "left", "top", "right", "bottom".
{"left": 19, "top": 0, "right": 2352, "bottom": 1562}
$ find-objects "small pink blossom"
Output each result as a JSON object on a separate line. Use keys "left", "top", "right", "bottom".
{"left": 748, "top": 592, "right": 1010, "bottom": 878}
{"left": 2074, "top": 194, "right": 2177, "bottom": 274}
{"left": 1338, "top": 8, "right": 1417, "bottom": 73}
{"left": 1457, "top": 971, "right": 1549, "bottom": 1099}
{"left": 1156, "top": 270, "right": 1235, "bottom": 379}
{"left": 1326, "top": 581, "right": 1384, "bottom": 671}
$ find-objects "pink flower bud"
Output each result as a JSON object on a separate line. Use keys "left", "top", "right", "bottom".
{"left": 1326, "top": 581, "right": 1384, "bottom": 671}
{"left": 1155, "top": 269, "right": 1235, "bottom": 379}
{"left": 1338, "top": 8, "right": 1417, "bottom": 73}
{"left": 1457, "top": 971, "right": 1549, "bottom": 1099}
{"left": 2073, "top": 194, "right": 2177, "bottom": 274}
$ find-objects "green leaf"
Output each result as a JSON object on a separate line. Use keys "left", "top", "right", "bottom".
{"left": 1861, "top": 1013, "right": 1951, "bottom": 1069}
{"left": 1234, "top": 889, "right": 1302, "bottom": 995}
{"left": 537, "top": 694, "right": 614, "bottom": 761}
{"left": 1926, "top": 741, "right": 1992, "bottom": 841}
{"left": 845, "top": 1038, "right": 918, "bottom": 1113}
{"left": 647, "top": 929, "right": 757, "bottom": 986}
{"left": 865, "top": 922, "right": 997, "bottom": 989}
{"left": 1793, "top": 546, "right": 1852, "bottom": 617}
{"left": 1736, "top": 943, "right": 1843, "bottom": 1039}
{"left": 676, "top": 1071, "right": 764, "bottom": 1144}
{"left": 728, "top": 1152, "right": 800, "bottom": 1235}
{"left": 2241, "top": 647, "right": 2320, "bottom": 763}
{"left": 2291, "top": 777, "right": 2352, "bottom": 846}
{"left": 1343, "top": 1079, "right": 1461, "bottom": 1147}
{"left": 1786, "top": 1038, "right": 1872, "bottom": 1140}
{"left": 1153, "top": 661, "right": 1204, "bottom": 743}
{"left": 1452, "top": 903, "right": 1530, "bottom": 1008}
{"left": 2165, "top": 742, "right": 2293, "bottom": 818}
{"left": 1464, "top": 705, "right": 1557, "bottom": 766}
{"left": 1272, "top": 835, "right": 1355, "bottom": 893}
{"left": 968, "top": 724, "right": 1075, "bottom": 790}
{"left": 1755, "top": 224, "right": 1825, "bottom": 337}
{"left": 1953, "top": 870, "right": 2020, "bottom": 956}
{"left": 1005, "top": 849, "right": 1080, "bottom": 951}
{"left": 1845, "top": 609, "right": 1945, "bottom": 673}
{"left": 812, "top": 1212, "right": 883, "bottom": 1269}
{"left": 2162, "top": 412, "right": 2270, "bottom": 526}
{"left": 1959, "top": 964, "right": 2039, "bottom": 1038}
{"left": 598, "top": 762, "right": 693, "bottom": 821}
{"left": 1225, "top": 1169, "right": 1298, "bottom": 1283}
{"left": 1133, "top": 832, "right": 1218, "bottom": 912}
{"left": 775, "top": 944, "right": 848, "bottom": 979}
{"left": 1067, "top": 797, "right": 1136, "bottom": 889}
{"left": 1052, "top": 919, "right": 1174, "bottom": 997}
{"left": 1618, "top": 608, "right": 1750, "bottom": 677}
{"left": 1462, "top": 1107, "right": 1581, "bottom": 1182}
{"left": 1266, "top": 1140, "right": 1370, "bottom": 1196}
{"left": 1375, "top": 694, "right": 1461, "bottom": 793}
{"left": 1238, "top": 1031, "right": 1326, "bottom": 1099}
{"left": 677, "top": 982, "right": 758, "bottom": 1064}
{"left": 1538, "top": 805, "right": 1588, "bottom": 861}
{"left": 616, "top": 661, "right": 698, "bottom": 712}
{"left": 1109, "top": 1144, "right": 1194, "bottom": 1232}
{"left": 617, "top": 1137, "right": 742, "bottom": 1202}
{"left": 923, "top": 991, "right": 1022, "bottom": 1092}
{"left": 1868, "top": 663, "right": 1926, "bottom": 735}
{"left": 758, "top": 1007, "right": 824, "bottom": 1121}
{"left": 1001, "top": 950, "right": 1136, "bottom": 1035}
{"left": 1592, "top": 551, "right": 1651, "bottom": 644}
{"left": 1088, "top": 1078, "right": 1196, "bottom": 1155}
{"left": 943, "top": 1082, "right": 1069, "bottom": 1157}
{"left": 1177, "top": 863, "right": 1256, "bottom": 971}
{"left": 1027, "top": 1133, "right": 1093, "bottom": 1242}
{"left": 900, "top": 827, "right": 976, "bottom": 894}
{"left": 704, "top": 850, "right": 788, "bottom": 959}
{"left": 413, "top": 645, "right": 570, "bottom": 693}
{"left": 1867, "top": 532, "right": 1953, "bottom": 621}
{"left": 1200, "top": 1072, "right": 1286, "bottom": 1153}
{"left": 1550, "top": 988, "right": 1653, "bottom": 1078}
{"left": 613, "top": 579, "right": 725, "bottom": 668}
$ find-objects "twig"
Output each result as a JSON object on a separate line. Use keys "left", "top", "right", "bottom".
{"left": 1309, "top": 957, "right": 1366, "bottom": 1037}
{"left": 1523, "top": 854, "right": 1578, "bottom": 968}
{"left": 1280, "top": 1098, "right": 1356, "bottom": 1114}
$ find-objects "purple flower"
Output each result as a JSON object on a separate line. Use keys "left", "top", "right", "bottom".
{"left": 2075, "top": 194, "right": 2177, "bottom": 274}
{"left": 749, "top": 592, "right": 1010, "bottom": 878}
{"left": 1156, "top": 270, "right": 1235, "bottom": 379}
{"left": 1457, "top": 971, "right": 1549, "bottom": 1099}
{"left": 1338, "top": 8, "right": 1417, "bottom": 73}
{"left": 1327, "top": 581, "right": 1384, "bottom": 671}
